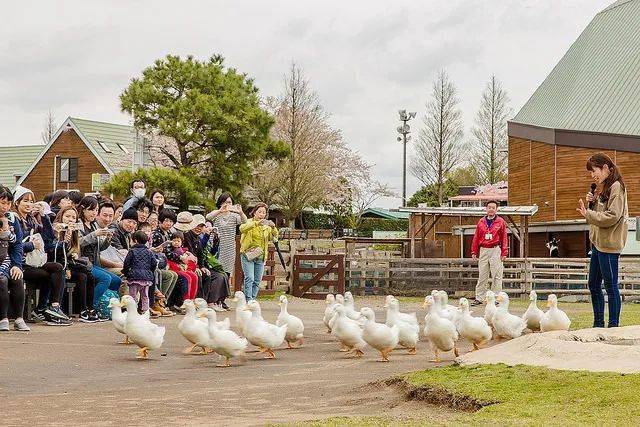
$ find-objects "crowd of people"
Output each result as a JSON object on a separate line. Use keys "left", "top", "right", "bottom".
{"left": 0, "top": 179, "right": 278, "bottom": 331}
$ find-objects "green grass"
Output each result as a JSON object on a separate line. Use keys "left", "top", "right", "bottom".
{"left": 257, "top": 290, "right": 285, "bottom": 301}
{"left": 404, "top": 364, "right": 640, "bottom": 425}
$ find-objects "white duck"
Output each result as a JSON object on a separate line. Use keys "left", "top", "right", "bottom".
{"left": 423, "top": 295, "right": 459, "bottom": 362}
{"left": 344, "top": 291, "right": 365, "bottom": 325}
{"left": 323, "top": 294, "right": 337, "bottom": 333}
{"left": 120, "top": 295, "right": 165, "bottom": 359}
{"left": 232, "top": 291, "right": 253, "bottom": 331}
{"left": 384, "top": 298, "right": 419, "bottom": 354}
{"left": 540, "top": 294, "right": 571, "bottom": 332}
{"left": 178, "top": 300, "right": 213, "bottom": 354}
{"left": 194, "top": 298, "right": 230, "bottom": 330}
{"left": 328, "top": 294, "right": 346, "bottom": 331}
{"left": 198, "top": 308, "right": 248, "bottom": 367}
{"left": 243, "top": 300, "right": 287, "bottom": 358}
{"left": 457, "top": 298, "right": 492, "bottom": 351}
{"left": 384, "top": 295, "right": 419, "bottom": 327}
{"left": 108, "top": 297, "right": 130, "bottom": 344}
{"left": 493, "top": 292, "right": 527, "bottom": 339}
{"left": 360, "top": 307, "right": 399, "bottom": 361}
{"left": 484, "top": 290, "right": 498, "bottom": 328}
{"left": 522, "top": 290, "right": 544, "bottom": 331}
{"left": 276, "top": 295, "right": 305, "bottom": 348}
{"left": 331, "top": 305, "right": 367, "bottom": 357}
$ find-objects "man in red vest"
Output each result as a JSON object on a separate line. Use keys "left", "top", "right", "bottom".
{"left": 470, "top": 200, "right": 508, "bottom": 305}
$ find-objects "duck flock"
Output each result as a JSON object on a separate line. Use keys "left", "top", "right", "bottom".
{"left": 107, "top": 289, "right": 571, "bottom": 366}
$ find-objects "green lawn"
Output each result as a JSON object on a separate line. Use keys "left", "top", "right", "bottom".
{"left": 297, "top": 364, "right": 640, "bottom": 426}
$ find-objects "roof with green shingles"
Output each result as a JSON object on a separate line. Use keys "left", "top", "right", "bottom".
{"left": 361, "top": 207, "right": 409, "bottom": 220}
{"left": 512, "top": 0, "right": 640, "bottom": 136}
{"left": 69, "top": 117, "right": 139, "bottom": 172}
{"left": 0, "top": 145, "right": 45, "bottom": 188}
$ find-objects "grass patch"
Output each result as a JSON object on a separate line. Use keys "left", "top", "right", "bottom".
{"left": 404, "top": 364, "right": 640, "bottom": 425}
{"left": 257, "top": 290, "right": 285, "bottom": 301}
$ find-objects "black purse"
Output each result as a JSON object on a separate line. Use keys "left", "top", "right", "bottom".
{"left": 71, "top": 256, "right": 93, "bottom": 274}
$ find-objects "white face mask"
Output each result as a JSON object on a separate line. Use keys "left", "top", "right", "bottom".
{"left": 133, "top": 188, "right": 146, "bottom": 198}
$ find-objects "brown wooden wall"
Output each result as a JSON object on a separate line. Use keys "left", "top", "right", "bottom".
{"left": 21, "top": 129, "right": 109, "bottom": 200}
{"left": 508, "top": 137, "right": 638, "bottom": 220}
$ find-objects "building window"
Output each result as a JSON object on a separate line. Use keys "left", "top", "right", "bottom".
{"left": 117, "top": 143, "right": 129, "bottom": 154}
{"left": 97, "top": 140, "right": 112, "bottom": 153}
{"left": 60, "top": 158, "right": 78, "bottom": 183}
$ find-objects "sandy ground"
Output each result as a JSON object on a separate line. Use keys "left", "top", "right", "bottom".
{"left": 459, "top": 325, "right": 640, "bottom": 373}
{"left": 0, "top": 296, "right": 473, "bottom": 426}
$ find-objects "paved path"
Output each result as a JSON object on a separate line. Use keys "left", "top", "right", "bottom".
{"left": 0, "top": 296, "right": 481, "bottom": 426}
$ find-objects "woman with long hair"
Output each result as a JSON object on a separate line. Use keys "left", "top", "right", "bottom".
{"left": 577, "top": 152, "right": 628, "bottom": 328}
{"left": 149, "top": 190, "right": 166, "bottom": 214}
{"left": 12, "top": 186, "right": 68, "bottom": 326}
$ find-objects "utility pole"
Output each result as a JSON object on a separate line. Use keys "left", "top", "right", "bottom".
{"left": 397, "top": 109, "right": 416, "bottom": 206}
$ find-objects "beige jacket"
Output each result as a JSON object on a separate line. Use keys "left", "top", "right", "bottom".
{"left": 585, "top": 181, "right": 628, "bottom": 254}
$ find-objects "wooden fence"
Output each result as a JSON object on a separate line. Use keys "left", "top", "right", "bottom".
{"left": 291, "top": 254, "right": 345, "bottom": 299}
{"left": 345, "top": 257, "right": 640, "bottom": 297}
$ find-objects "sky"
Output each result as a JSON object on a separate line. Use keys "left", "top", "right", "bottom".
{"left": 0, "top": 0, "right": 613, "bottom": 208}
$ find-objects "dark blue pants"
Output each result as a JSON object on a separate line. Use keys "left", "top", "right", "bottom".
{"left": 587, "top": 247, "right": 621, "bottom": 327}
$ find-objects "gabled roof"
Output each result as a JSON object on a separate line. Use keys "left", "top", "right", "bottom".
{"left": 0, "top": 145, "right": 44, "bottom": 188}
{"left": 16, "top": 117, "right": 144, "bottom": 187}
{"left": 361, "top": 207, "right": 409, "bottom": 220}
{"left": 511, "top": 0, "right": 640, "bottom": 136}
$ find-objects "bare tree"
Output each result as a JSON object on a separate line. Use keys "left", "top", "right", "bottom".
{"left": 265, "top": 63, "right": 369, "bottom": 226}
{"left": 410, "top": 70, "right": 465, "bottom": 205}
{"left": 351, "top": 177, "right": 397, "bottom": 228}
{"left": 41, "top": 110, "right": 57, "bottom": 144}
{"left": 471, "top": 75, "right": 511, "bottom": 184}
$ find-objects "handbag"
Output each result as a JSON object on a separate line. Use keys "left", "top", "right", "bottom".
{"left": 23, "top": 231, "right": 47, "bottom": 268}
{"left": 244, "top": 246, "right": 263, "bottom": 261}
{"left": 71, "top": 256, "right": 93, "bottom": 274}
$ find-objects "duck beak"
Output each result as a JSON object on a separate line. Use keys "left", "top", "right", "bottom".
{"left": 231, "top": 298, "right": 238, "bottom": 302}
{"left": 546, "top": 301, "right": 552, "bottom": 308}
{"left": 421, "top": 302, "right": 427, "bottom": 308}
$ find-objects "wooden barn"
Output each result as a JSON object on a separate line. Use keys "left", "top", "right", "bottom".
{"left": 16, "top": 117, "right": 152, "bottom": 199}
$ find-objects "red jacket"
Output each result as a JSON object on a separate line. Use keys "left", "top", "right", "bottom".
{"left": 471, "top": 215, "right": 508, "bottom": 258}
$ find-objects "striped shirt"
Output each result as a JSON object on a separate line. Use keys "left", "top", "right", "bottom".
{"left": 210, "top": 212, "right": 242, "bottom": 274}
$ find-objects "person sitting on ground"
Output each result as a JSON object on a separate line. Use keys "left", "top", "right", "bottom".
{"left": 122, "top": 179, "right": 147, "bottom": 211}
{"left": 52, "top": 206, "right": 97, "bottom": 323}
{"left": 0, "top": 185, "right": 29, "bottom": 331}
{"left": 123, "top": 230, "right": 157, "bottom": 314}
{"left": 12, "top": 185, "right": 67, "bottom": 326}
{"left": 48, "top": 190, "right": 73, "bottom": 222}
{"left": 165, "top": 229, "right": 199, "bottom": 303}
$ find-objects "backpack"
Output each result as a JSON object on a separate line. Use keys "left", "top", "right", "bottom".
{"left": 96, "top": 289, "right": 119, "bottom": 320}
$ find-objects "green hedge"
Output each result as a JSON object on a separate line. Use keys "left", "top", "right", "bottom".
{"left": 301, "top": 212, "right": 334, "bottom": 229}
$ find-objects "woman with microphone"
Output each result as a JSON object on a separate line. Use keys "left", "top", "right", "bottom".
{"left": 577, "top": 153, "right": 628, "bottom": 328}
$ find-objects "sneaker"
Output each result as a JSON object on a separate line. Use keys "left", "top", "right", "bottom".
{"left": 470, "top": 300, "right": 483, "bottom": 306}
{"left": 149, "top": 307, "right": 161, "bottom": 318}
{"left": 14, "top": 318, "right": 31, "bottom": 331}
{"left": 43, "top": 311, "right": 72, "bottom": 326}
{"left": 88, "top": 309, "right": 100, "bottom": 322}
{"left": 0, "top": 318, "right": 9, "bottom": 331}
{"left": 96, "top": 311, "right": 110, "bottom": 322}
{"left": 45, "top": 304, "right": 70, "bottom": 321}
{"left": 31, "top": 309, "right": 46, "bottom": 323}
{"left": 221, "top": 301, "right": 231, "bottom": 311}
{"left": 79, "top": 310, "right": 97, "bottom": 323}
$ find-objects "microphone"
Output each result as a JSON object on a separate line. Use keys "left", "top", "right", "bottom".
{"left": 588, "top": 183, "right": 597, "bottom": 210}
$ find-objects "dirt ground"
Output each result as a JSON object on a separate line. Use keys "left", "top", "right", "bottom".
{"left": 0, "top": 296, "right": 482, "bottom": 426}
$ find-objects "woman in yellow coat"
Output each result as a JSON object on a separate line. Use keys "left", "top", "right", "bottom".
{"left": 239, "top": 203, "right": 278, "bottom": 301}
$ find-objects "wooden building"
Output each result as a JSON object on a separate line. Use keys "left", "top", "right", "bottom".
{"left": 16, "top": 117, "right": 151, "bottom": 199}
{"left": 506, "top": 0, "right": 640, "bottom": 257}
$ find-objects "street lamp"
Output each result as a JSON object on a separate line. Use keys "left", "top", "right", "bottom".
{"left": 397, "top": 109, "right": 417, "bottom": 207}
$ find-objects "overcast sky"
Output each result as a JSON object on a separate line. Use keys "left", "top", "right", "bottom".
{"left": 0, "top": 0, "right": 612, "bottom": 207}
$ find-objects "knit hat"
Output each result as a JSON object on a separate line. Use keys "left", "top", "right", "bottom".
{"left": 192, "top": 214, "right": 206, "bottom": 227}
{"left": 121, "top": 207, "right": 139, "bottom": 221}
{"left": 174, "top": 211, "right": 195, "bottom": 231}
{"left": 12, "top": 185, "right": 33, "bottom": 203}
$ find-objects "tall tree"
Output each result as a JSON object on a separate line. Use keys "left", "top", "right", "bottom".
{"left": 120, "top": 54, "right": 288, "bottom": 197}
{"left": 410, "top": 69, "right": 465, "bottom": 205}
{"left": 41, "top": 110, "right": 57, "bottom": 144}
{"left": 257, "top": 64, "right": 368, "bottom": 226}
{"left": 471, "top": 75, "right": 510, "bottom": 184}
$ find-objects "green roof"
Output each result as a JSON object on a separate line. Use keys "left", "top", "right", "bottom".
{"left": 0, "top": 145, "right": 44, "bottom": 188}
{"left": 361, "top": 208, "right": 409, "bottom": 220}
{"left": 69, "top": 117, "right": 143, "bottom": 173}
{"left": 512, "top": 0, "right": 640, "bottom": 136}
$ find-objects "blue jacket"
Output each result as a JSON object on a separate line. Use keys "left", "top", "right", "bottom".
{"left": 0, "top": 213, "right": 24, "bottom": 277}
{"left": 122, "top": 244, "right": 157, "bottom": 283}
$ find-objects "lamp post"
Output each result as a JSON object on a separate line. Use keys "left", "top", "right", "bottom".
{"left": 397, "top": 109, "right": 417, "bottom": 207}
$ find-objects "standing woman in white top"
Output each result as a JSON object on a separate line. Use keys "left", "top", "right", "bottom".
{"left": 206, "top": 193, "right": 246, "bottom": 307}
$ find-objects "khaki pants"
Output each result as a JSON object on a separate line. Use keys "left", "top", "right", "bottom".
{"left": 475, "top": 246, "right": 503, "bottom": 301}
